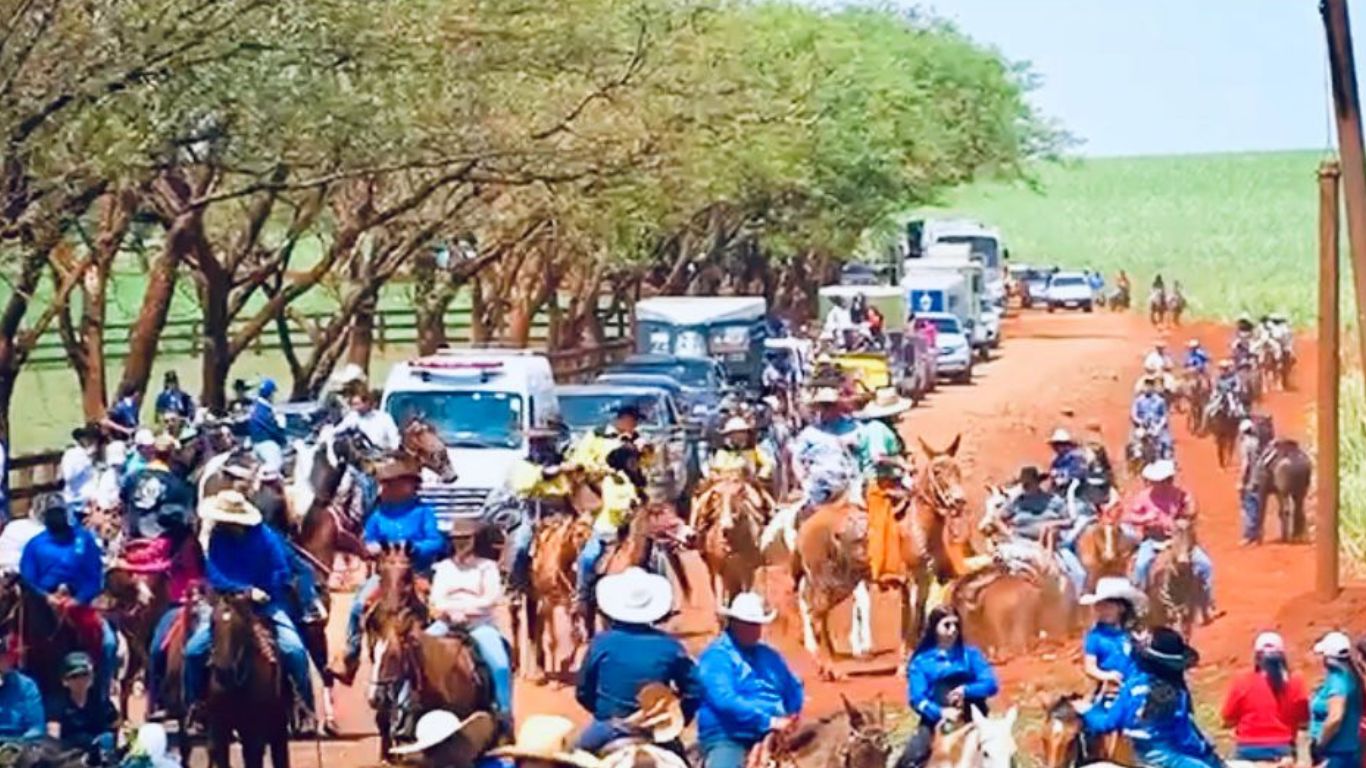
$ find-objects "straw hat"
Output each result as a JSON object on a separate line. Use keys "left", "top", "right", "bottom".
{"left": 621, "top": 683, "right": 685, "bottom": 744}
{"left": 375, "top": 458, "right": 421, "bottom": 483}
{"left": 199, "top": 490, "right": 263, "bottom": 527}
{"left": 810, "top": 387, "right": 841, "bottom": 405}
{"left": 856, "top": 388, "right": 911, "bottom": 420}
{"left": 1141, "top": 460, "right": 1175, "bottom": 483}
{"left": 490, "top": 716, "right": 603, "bottom": 768}
{"left": 390, "top": 710, "right": 495, "bottom": 756}
{"left": 1079, "top": 577, "right": 1147, "bottom": 613}
{"left": 595, "top": 567, "right": 673, "bottom": 625}
{"left": 718, "top": 592, "right": 776, "bottom": 625}
{"left": 721, "top": 417, "right": 753, "bottom": 435}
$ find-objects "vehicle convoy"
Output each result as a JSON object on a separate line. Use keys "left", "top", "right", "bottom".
{"left": 382, "top": 349, "right": 559, "bottom": 531}
{"left": 902, "top": 269, "right": 989, "bottom": 361}
{"left": 1044, "top": 271, "right": 1095, "bottom": 312}
{"left": 1012, "top": 265, "right": 1057, "bottom": 309}
{"left": 915, "top": 310, "right": 974, "bottom": 383}
{"left": 634, "top": 296, "right": 768, "bottom": 387}
{"left": 906, "top": 217, "right": 1008, "bottom": 308}
{"left": 555, "top": 383, "right": 698, "bottom": 499}
{"left": 906, "top": 247, "right": 1000, "bottom": 351}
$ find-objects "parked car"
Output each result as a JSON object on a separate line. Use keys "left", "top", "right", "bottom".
{"left": 1045, "top": 271, "right": 1095, "bottom": 312}
{"left": 916, "top": 311, "right": 974, "bottom": 384}
{"left": 556, "top": 383, "right": 698, "bottom": 498}
{"left": 604, "top": 354, "right": 729, "bottom": 414}
{"left": 1019, "top": 267, "right": 1056, "bottom": 308}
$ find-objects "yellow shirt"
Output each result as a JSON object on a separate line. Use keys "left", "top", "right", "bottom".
{"left": 708, "top": 447, "right": 773, "bottom": 481}
{"left": 508, "top": 460, "right": 571, "bottom": 500}
{"left": 595, "top": 471, "right": 639, "bottom": 534}
{"left": 567, "top": 432, "right": 622, "bottom": 474}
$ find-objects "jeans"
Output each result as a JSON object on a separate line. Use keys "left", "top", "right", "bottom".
{"left": 1239, "top": 490, "right": 1262, "bottom": 542}
{"left": 426, "top": 621, "right": 513, "bottom": 716}
{"left": 1318, "top": 753, "right": 1361, "bottom": 768}
{"left": 148, "top": 607, "right": 184, "bottom": 710}
{"left": 90, "top": 619, "right": 118, "bottom": 712}
{"left": 1055, "top": 548, "right": 1088, "bottom": 595}
{"left": 253, "top": 441, "right": 284, "bottom": 474}
{"left": 576, "top": 531, "right": 612, "bottom": 604}
{"left": 701, "top": 738, "right": 751, "bottom": 768}
{"left": 1061, "top": 515, "right": 1095, "bottom": 549}
{"left": 1233, "top": 744, "right": 1292, "bottom": 761}
{"left": 578, "top": 719, "right": 686, "bottom": 758}
{"left": 185, "top": 602, "right": 313, "bottom": 711}
{"left": 1133, "top": 540, "right": 1214, "bottom": 599}
{"left": 285, "top": 545, "right": 323, "bottom": 620}
{"left": 508, "top": 522, "right": 535, "bottom": 593}
{"left": 1135, "top": 745, "right": 1221, "bottom": 768}
{"left": 345, "top": 575, "right": 381, "bottom": 663}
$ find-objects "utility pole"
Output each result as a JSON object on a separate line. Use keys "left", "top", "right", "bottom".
{"left": 1318, "top": 160, "right": 1341, "bottom": 601}
{"left": 1322, "top": 0, "right": 1366, "bottom": 367}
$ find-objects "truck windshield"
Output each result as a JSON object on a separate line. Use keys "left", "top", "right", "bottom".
{"left": 385, "top": 391, "right": 523, "bottom": 449}
{"left": 925, "top": 317, "right": 961, "bottom": 334}
{"left": 560, "top": 394, "right": 666, "bottom": 431}
{"left": 936, "top": 235, "right": 1000, "bottom": 269}
{"left": 612, "top": 360, "right": 713, "bottom": 388}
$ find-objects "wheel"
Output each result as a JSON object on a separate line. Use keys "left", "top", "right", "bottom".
{"left": 1083, "top": 301, "right": 1094, "bottom": 313}
{"left": 1047, "top": 303, "right": 1056, "bottom": 313}
{"left": 955, "top": 367, "right": 973, "bottom": 384}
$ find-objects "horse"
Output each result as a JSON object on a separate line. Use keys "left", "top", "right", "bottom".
{"left": 1178, "top": 369, "right": 1210, "bottom": 436}
{"left": 692, "top": 475, "right": 772, "bottom": 606}
{"left": 205, "top": 592, "right": 291, "bottom": 768}
{"left": 1074, "top": 518, "right": 1136, "bottom": 594}
{"left": 592, "top": 501, "right": 695, "bottom": 629}
{"left": 518, "top": 514, "right": 592, "bottom": 683}
{"left": 1253, "top": 440, "right": 1312, "bottom": 543}
{"left": 1106, "top": 285, "right": 1130, "bottom": 312}
{"left": 1124, "top": 429, "right": 1160, "bottom": 479}
{"left": 926, "top": 707, "right": 1019, "bottom": 768}
{"left": 1143, "top": 520, "right": 1205, "bottom": 639}
{"left": 0, "top": 573, "right": 104, "bottom": 714}
{"left": 101, "top": 545, "right": 172, "bottom": 715}
{"left": 363, "top": 542, "right": 494, "bottom": 759}
{"left": 1039, "top": 694, "right": 1134, "bottom": 768}
{"left": 949, "top": 566, "right": 1075, "bottom": 662}
{"left": 1206, "top": 400, "right": 1241, "bottom": 469}
{"left": 1147, "top": 288, "right": 1166, "bottom": 327}
{"left": 1164, "top": 284, "right": 1186, "bottom": 326}
{"left": 744, "top": 695, "right": 891, "bottom": 768}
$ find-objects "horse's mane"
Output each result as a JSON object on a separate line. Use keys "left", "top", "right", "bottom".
{"left": 1046, "top": 693, "right": 1082, "bottom": 720}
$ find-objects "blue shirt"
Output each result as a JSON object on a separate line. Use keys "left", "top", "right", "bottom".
{"left": 154, "top": 388, "right": 195, "bottom": 418}
{"left": 107, "top": 397, "right": 140, "bottom": 431}
{"left": 19, "top": 528, "right": 104, "bottom": 604}
{"left": 363, "top": 497, "right": 447, "bottom": 572}
{"left": 1184, "top": 349, "right": 1210, "bottom": 373}
{"left": 1082, "top": 670, "right": 1215, "bottom": 758}
{"left": 205, "top": 525, "right": 293, "bottom": 606}
{"left": 697, "top": 632, "right": 804, "bottom": 746}
{"left": 906, "top": 644, "right": 999, "bottom": 723}
{"left": 576, "top": 623, "right": 701, "bottom": 723}
{"left": 1050, "top": 449, "right": 1089, "bottom": 488}
{"left": 1083, "top": 623, "right": 1135, "bottom": 678}
{"left": 1005, "top": 491, "right": 1070, "bottom": 540}
{"left": 247, "top": 398, "right": 285, "bottom": 444}
{"left": 1311, "top": 666, "right": 1363, "bottom": 756}
{"left": 0, "top": 670, "right": 44, "bottom": 740}
{"left": 1131, "top": 393, "right": 1168, "bottom": 430}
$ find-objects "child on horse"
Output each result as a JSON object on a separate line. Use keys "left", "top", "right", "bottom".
{"left": 707, "top": 417, "right": 773, "bottom": 483}
{"left": 1079, "top": 578, "right": 1145, "bottom": 698}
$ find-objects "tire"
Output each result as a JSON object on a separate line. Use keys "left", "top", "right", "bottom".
{"left": 1047, "top": 303, "right": 1056, "bottom": 313}
{"left": 955, "top": 367, "right": 973, "bottom": 384}
{"left": 1083, "top": 301, "right": 1094, "bottom": 313}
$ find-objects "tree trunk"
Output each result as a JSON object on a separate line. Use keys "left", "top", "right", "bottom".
{"left": 198, "top": 269, "right": 232, "bottom": 412}
{"left": 78, "top": 258, "right": 110, "bottom": 419}
{"left": 347, "top": 295, "right": 376, "bottom": 373}
{"left": 119, "top": 210, "right": 195, "bottom": 402}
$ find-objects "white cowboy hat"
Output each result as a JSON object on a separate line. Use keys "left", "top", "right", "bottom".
{"left": 1314, "top": 631, "right": 1353, "bottom": 658}
{"left": 718, "top": 592, "right": 777, "bottom": 625}
{"left": 1186, "top": 339, "right": 1200, "bottom": 347}
{"left": 1254, "top": 631, "right": 1286, "bottom": 654}
{"left": 490, "top": 716, "right": 603, "bottom": 768}
{"left": 198, "top": 490, "right": 263, "bottom": 527}
{"left": 596, "top": 567, "right": 673, "bottom": 625}
{"left": 134, "top": 428, "right": 155, "bottom": 447}
{"left": 1048, "top": 428, "right": 1074, "bottom": 444}
{"left": 1079, "top": 577, "right": 1148, "bottom": 612}
{"left": 856, "top": 388, "right": 912, "bottom": 420}
{"left": 328, "top": 363, "right": 367, "bottom": 387}
{"left": 1141, "top": 459, "right": 1176, "bottom": 483}
{"left": 810, "top": 387, "right": 841, "bottom": 405}
{"left": 1238, "top": 419, "right": 1255, "bottom": 434}
{"left": 721, "top": 416, "right": 753, "bottom": 435}
{"left": 390, "top": 710, "right": 493, "bottom": 755}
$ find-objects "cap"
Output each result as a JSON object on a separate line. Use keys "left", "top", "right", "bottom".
{"left": 62, "top": 651, "right": 94, "bottom": 679}
{"left": 133, "top": 428, "right": 155, "bottom": 447}
{"left": 1254, "top": 631, "right": 1285, "bottom": 655}
{"left": 1314, "top": 631, "right": 1353, "bottom": 658}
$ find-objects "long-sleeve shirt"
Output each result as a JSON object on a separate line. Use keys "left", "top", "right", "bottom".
{"left": 0, "top": 518, "right": 43, "bottom": 573}
{"left": 121, "top": 465, "right": 195, "bottom": 539}
{"left": 1131, "top": 393, "right": 1168, "bottom": 430}
{"left": 1003, "top": 491, "right": 1071, "bottom": 541}
{"left": 54, "top": 692, "right": 119, "bottom": 751}
{"left": 595, "top": 472, "right": 639, "bottom": 535}
{"left": 247, "top": 398, "right": 285, "bottom": 444}
{"left": 906, "top": 644, "right": 999, "bottom": 723}
{"left": 0, "top": 670, "right": 44, "bottom": 740}
{"left": 1221, "top": 670, "right": 1309, "bottom": 748}
{"left": 154, "top": 388, "right": 195, "bottom": 419}
{"left": 1050, "top": 448, "right": 1090, "bottom": 489}
{"left": 1083, "top": 670, "right": 1217, "bottom": 759}
{"left": 60, "top": 446, "right": 97, "bottom": 507}
{"left": 1185, "top": 349, "right": 1210, "bottom": 373}
{"left": 338, "top": 409, "right": 401, "bottom": 452}
{"left": 509, "top": 460, "right": 571, "bottom": 500}
{"left": 1123, "top": 485, "right": 1191, "bottom": 538}
{"left": 19, "top": 528, "right": 104, "bottom": 604}
{"left": 205, "top": 525, "right": 293, "bottom": 606}
{"left": 429, "top": 557, "right": 502, "bottom": 625}
{"left": 1083, "top": 623, "right": 1136, "bottom": 678}
{"left": 576, "top": 624, "right": 701, "bottom": 723}
{"left": 696, "top": 632, "right": 803, "bottom": 746}
{"left": 1237, "top": 435, "right": 1263, "bottom": 491}
{"left": 363, "top": 497, "right": 446, "bottom": 572}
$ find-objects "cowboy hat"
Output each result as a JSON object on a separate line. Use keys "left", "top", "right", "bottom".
{"left": 718, "top": 592, "right": 776, "bottom": 625}
{"left": 134, "top": 428, "right": 155, "bottom": 447}
{"left": 595, "top": 567, "right": 673, "bottom": 625}
{"left": 256, "top": 465, "right": 283, "bottom": 484}
{"left": 1314, "top": 631, "right": 1353, "bottom": 658}
{"left": 71, "top": 423, "right": 102, "bottom": 443}
{"left": 1140, "top": 626, "right": 1199, "bottom": 670}
{"left": 622, "top": 683, "right": 685, "bottom": 744}
{"left": 199, "top": 490, "right": 263, "bottom": 527}
{"left": 1238, "top": 419, "right": 1255, "bottom": 434}
{"left": 1218, "top": 358, "right": 1234, "bottom": 368}
{"left": 1079, "top": 577, "right": 1148, "bottom": 612}
{"left": 375, "top": 458, "right": 421, "bottom": 483}
{"left": 1047, "top": 427, "right": 1074, "bottom": 444}
{"left": 490, "top": 716, "right": 603, "bottom": 768}
{"left": 810, "top": 387, "right": 841, "bottom": 405}
{"left": 1141, "top": 459, "right": 1176, "bottom": 483}
{"left": 720, "top": 416, "right": 753, "bottom": 435}
{"left": 856, "top": 388, "right": 911, "bottom": 420}
{"left": 1254, "top": 631, "right": 1285, "bottom": 655}
{"left": 1186, "top": 339, "right": 1200, "bottom": 347}
{"left": 447, "top": 517, "right": 487, "bottom": 539}
{"left": 1016, "top": 466, "right": 1044, "bottom": 485}
{"left": 390, "top": 710, "right": 495, "bottom": 756}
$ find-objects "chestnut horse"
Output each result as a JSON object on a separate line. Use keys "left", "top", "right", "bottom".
{"left": 517, "top": 514, "right": 592, "bottom": 683}
{"left": 1144, "top": 520, "right": 1206, "bottom": 639}
{"left": 692, "top": 476, "right": 771, "bottom": 607}
{"left": 0, "top": 573, "right": 104, "bottom": 714}
{"left": 205, "top": 592, "right": 291, "bottom": 768}
{"left": 589, "top": 502, "right": 695, "bottom": 634}
{"left": 102, "top": 552, "right": 171, "bottom": 715}
{"left": 1039, "top": 694, "right": 1134, "bottom": 768}
{"left": 1074, "top": 518, "right": 1136, "bottom": 594}
{"left": 363, "top": 543, "right": 494, "bottom": 760}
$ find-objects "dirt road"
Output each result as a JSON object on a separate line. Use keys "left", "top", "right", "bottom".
{"left": 285, "top": 308, "right": 1327, "bottom": 768}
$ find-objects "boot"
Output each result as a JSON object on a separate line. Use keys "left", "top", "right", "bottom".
{"left": 331, "top": 654, "right": 360, "bottom": 687}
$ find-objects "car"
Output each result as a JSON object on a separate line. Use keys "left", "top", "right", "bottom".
{"left": 916, "top": 311, "right": 974, "bottom": 384}
{"left": 1045, "top": 271, "right": 1095, "bottom": 312}
{"left": 604, "top": 354, "right": 728, "bottom": 413}
{"left": 555, "top": 384, "right": 698, "bottom": 499}
{"left": 1020, "top": 267, "right": 1055, "bottom": 308}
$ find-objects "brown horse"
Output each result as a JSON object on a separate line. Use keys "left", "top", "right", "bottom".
{"left": 1178, "top": 369, "right": 1210, "bottom": 436}
{"left": 693, "top": 476, "right": 771, "bottom": 607}
{"left": 592, "top": 502, "right": 695, "bottom": 627}
{"left": 1074, "top": 518, "right": 1137, "bottom": 594}
{"left": 950, "top": 565, "right": 1075, "bottom": 662}
{"left": 1253, "top": 440, "right": 1312, "bottom": 543}
{"left": 1144, "top": 520, "right": 1205, "bottom": 639}
{"left": 0, "top": 573, "right": 104, "bottom": 711}
{"left": 1039, "top": 694, "right": 1135, "bottom": 768}
{"left": 205, "top": 592, "right": 291, "bottom": 768}
{"left": 518, "top": 514, "right": 592, "bottom": 683}
{"left": 1207, "top": 405, "right": 1241, "bottom": 469}
{"left": 101, "top": 555, "right": 171, "bottom": 715}
{"left": 745, "top": 695, "right": 891, "bottom": 768}
{"left": 363, "top": 543, "right": 494, "bottom": 760}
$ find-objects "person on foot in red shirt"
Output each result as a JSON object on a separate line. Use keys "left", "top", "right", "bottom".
{"left": 1221, "top": 631, "right": 1309, "bottom": 761}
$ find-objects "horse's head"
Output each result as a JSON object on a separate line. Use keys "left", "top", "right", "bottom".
{"left": 919, "top": 440, "right": 968, "bottom": 536}
{"left": 363, "top": 550, "right": 424, "bottom": 709}
{"left": 375, "top": 541, "right": 416, "bottom": 597}
{"left": 208, "top": 592, "right": 261, "bottom": 687}
{"left": 1040, "top": 696, "right": 1083, "bottom": 768}
{"left": 1170, "top": 518, "right": 1197, "bottom": 565}
{"left": 638, "top": 502, "right": 694, "bottom": 548}
{"left": 838, "top": 695, "right": 890, "bottom": 768}
{"left": 332, "top": 427, "right": 384, "bottom": 472}
{"left": 402, "top": 419, "right": 457, "bottom": 483}
{"left": 970, "top": 707, "right": 1018, "bottom": 768}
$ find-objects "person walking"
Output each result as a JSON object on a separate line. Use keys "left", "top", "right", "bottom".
{"left": 1220, "top": 631, "right": 1309, "bottom": 761}
{"left": 1308, "top": 632, "right": 1364, "bottom": 768}
{"left": 1236, "top": 419, "right": 1265, "bottom": 546}
{"left": 696, "top": 592, "right": 803, "bottom": 768}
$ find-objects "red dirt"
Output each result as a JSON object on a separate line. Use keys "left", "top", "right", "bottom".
{"left": 294, "top": 309, "right": 1333, "bottom": 767}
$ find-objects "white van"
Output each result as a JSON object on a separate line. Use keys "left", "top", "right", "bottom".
{"left": 381, "top": 349, "right": 560, "bottom": 530}
{"left": 906, "top": 255, "right": 1000, "bottom": 351}
{"left": 906, "top": 218, "right": 1007, "bottom": 307}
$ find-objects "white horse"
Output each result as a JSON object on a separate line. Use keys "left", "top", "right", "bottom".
{"left": 927, "top": 707, "right": 1018, "bottom": 768}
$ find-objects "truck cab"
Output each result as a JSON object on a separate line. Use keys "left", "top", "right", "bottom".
{"left": 380, "top": 349, "right": 560, "bottom": 531}
{"left": 906, "top": 217, "right": 1008, "bottom": 309}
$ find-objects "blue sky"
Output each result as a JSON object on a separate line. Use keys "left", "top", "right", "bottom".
{"left": 906, "top": 1, "right": 1361, "bottom": 157}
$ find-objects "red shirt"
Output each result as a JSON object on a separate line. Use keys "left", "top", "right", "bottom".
{"left": 1221, "top": 669, "right": 1310, "bottom": 747}
{"left": 1123, "top": 484, "right": 1190, "bottom": 536}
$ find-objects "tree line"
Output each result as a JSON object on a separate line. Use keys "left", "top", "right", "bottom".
{"left": 0, "top": 0, "right": 1062, "bottom": 441}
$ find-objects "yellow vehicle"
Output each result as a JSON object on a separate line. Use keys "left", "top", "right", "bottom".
{"left": 830, "top": 351, "right": 891, "bottom": 392}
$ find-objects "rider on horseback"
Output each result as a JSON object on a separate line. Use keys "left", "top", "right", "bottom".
{"left": 247, "top": 379, "right": 287, "bottom": 475}
{"left": 1123, "top": 461, "right": 1218, "bottom": 621}
{"left": 706, "top": 417, "right": 773, "bottom": 483}
{"left": 1130, "top": 377, "right": 1173, "bottom": 461}
{"left": 792, "top": 388, "right": 861, "bottom": 509}
{"left": 575, "top": 444, "right": 647, "bottom": 622}
{"left": 122, "top": 433, "right": 195, "bottom": 544}
{"left": 507, "top": 427, "right": 574, "bottom": 593}
{"left": 337, "top": 459, "right": 447, "bottom": 686}
{"left": 18, "top": 501, "right": 119, "bottom": 712}
{"left": 1047, "top": 428, "right": 1089, "bottom": 495}
{"left": 900, "top": 605, "right": 1000, "bottom": 768}
{"left": 854, "top": 389, "right": 912, "bottom": 478}
{"left": 426, "top": 518, "right": 514, "bottom": 734}
{"left": 0, "top": 633, "right": 44, "bottom": 742}
{"left": 1208, "top": 359, "right": 1246, "bottom": 421}
{"left": 1184, "top": 339, "right": 1210, "bottom": 376}
{"left": 185, "top": 490, "right": 314, "bottom": 724}
{"left": 990, "top": 467, "right": 1086, "bottom": 594}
